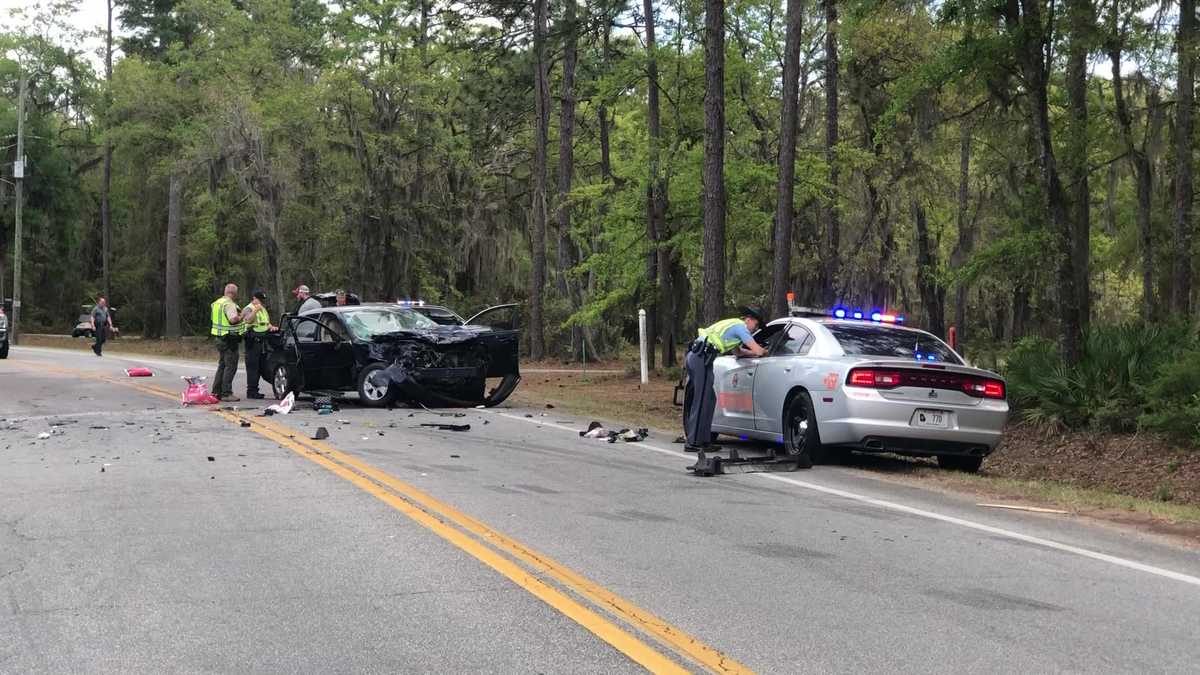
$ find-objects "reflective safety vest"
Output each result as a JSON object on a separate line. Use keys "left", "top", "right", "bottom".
{"left": 210, "top": 297, "right": 246, "bottom": 337}
{"left": 243, "top": 304, "right": 270, "bottom": 333}
{"left": 698, "top": 318, "right": 746, "bottom": 354}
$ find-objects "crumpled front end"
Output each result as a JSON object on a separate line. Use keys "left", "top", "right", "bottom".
{"left": 367, "top": 326, "right": 521, "bottom": 407}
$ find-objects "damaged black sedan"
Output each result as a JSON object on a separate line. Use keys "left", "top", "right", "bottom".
{"left": 265, "top": 304, "right": 520, "bottom": 408}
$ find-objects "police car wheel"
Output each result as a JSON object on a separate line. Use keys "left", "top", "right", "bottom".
{"left": 783, "top": 391, "right": 826, "bottom": 463}
{"left": 357, "top": 363, "right": 393, "bottom": 408}
{"left": 271, "top": 365, "right": 294, "bottom": 399}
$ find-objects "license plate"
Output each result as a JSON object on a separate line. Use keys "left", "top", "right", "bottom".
{"left": 914, "top": 409, "right": 949, "bottom": 429}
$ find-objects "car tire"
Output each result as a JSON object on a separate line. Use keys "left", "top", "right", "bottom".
{"left": 271, "top": 364, "right": 297, "bottom": 400}
{"left": 937, "top": 454, "right": 983, "bottom": 473}
{"left": 357, "top": 363, "right": 394, "bottom": 408}
{"left": 482, "top": 374, "right": 521, "bottom": 407}
{"left": 782, "top": 390, "right": 826, "bottom": 466}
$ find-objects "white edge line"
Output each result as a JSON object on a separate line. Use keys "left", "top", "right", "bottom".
{"left": 493, "top": 411, "right": 1200, "bottom": 589}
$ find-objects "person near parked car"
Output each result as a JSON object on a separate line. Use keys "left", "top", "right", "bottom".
{"left": 683, "top": 306, "right": 768, "bottom": 454}
{"left": 210, "top": 283, "right": 248, "bottom": 402}
{"left": 242, "top": 290, "right": 278, "bottom": 399}
{"left": 89, "top": 295, "right": 117, "bottom": 357}
{"left": 335, "top": 289, "right": 348, "bottom": 306}
{"left": 294, "top": 284, "right": 321, "bottom": 315}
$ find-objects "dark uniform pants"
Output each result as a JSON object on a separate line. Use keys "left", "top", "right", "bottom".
{"left": 92, "top": 326, "right": 107, "bottom": 356}
{"left": 244, "top": 334, "right": 265, "bottom": 396}
{"left": 683, "top": 340, "right": 719, "bottom": 446}
{"left": 213, "top": 336, "right": 241, "bottom": 398}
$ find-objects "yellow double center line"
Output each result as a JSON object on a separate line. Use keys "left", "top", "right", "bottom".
{"left": 26, "top": 360, "right": 752, "bottom": 674}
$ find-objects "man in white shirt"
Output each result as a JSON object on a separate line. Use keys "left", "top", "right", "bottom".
{"left": 294, "top": 285, "right": 321, "bottom": 314}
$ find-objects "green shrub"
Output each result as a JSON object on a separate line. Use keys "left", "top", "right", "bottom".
{"left": 1004, "top": 323, "right": 1197, "bottom": 436}
{"left": 1136, "top": 350, "right": 1200, "bottom": 444}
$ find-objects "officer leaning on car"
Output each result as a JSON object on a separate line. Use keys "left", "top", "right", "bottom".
{"left": 683, "top": 306, "right": 768, "bottom": 454}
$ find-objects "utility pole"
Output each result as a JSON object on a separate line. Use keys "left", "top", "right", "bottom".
{"left": 13, "top": 67, "right": 26, "bottom": 345}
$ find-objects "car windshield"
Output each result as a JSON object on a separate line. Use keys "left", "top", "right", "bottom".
{"left": 825, "top": 323, "right": 962, "bottom": 364}
{"left": 341, "top": 307, "right": 437, "bottom": 340}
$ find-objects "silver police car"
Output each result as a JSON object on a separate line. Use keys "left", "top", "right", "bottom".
{"left": 709, "top": 308, "right": 1008, "bottom": 472}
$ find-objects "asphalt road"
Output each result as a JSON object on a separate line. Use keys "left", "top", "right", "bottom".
{"left": 2, "top": 345, "right": 1199, "bottom": 674}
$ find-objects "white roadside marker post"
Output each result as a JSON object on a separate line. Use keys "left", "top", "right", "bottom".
{"left": 638, "top": 308, "right": 648, "bottom": 385}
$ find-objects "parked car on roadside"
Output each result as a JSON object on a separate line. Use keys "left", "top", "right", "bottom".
{"left": 696, "top": 306, "right": 1008, "bottom": 473}
{"left": 71, "top": 306, "right": 118, "bottom": 339}
{"left": 0, "top": 306, "right": 9, "bottom": 359}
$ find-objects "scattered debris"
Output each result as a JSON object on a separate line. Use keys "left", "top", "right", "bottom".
{"left": 37, "top": 432, "right": 51, "bottom": 440}
{"left": 579, "top": 421, "right": 607, "bottom": 439}
{"left": 524, "top": 414, "right": 533, "bottom": 418}
{"left": 89, "top": 425, "right": 109, "bottom": 430}
{"left": 360, "top": 436, "right": 369, "bottom": 441}
{"left": 265, "top": 392, "right": 295, "bottom": 416}
{"left": 207, "top": 456, "right": 215, "bottom": 462}
{"left": 673, "top": 436, "right": 686, "bottom": 444}
{"left": 977, "top": 503, "right": 1069, "bottom": 514}
{"left": 239, "top": 420, "right": 252, "bottom": 428}
{"left": 124, "top": 367, "right": 154, "bottom": 377}
{"left": 312, "top": 427, "right": 329, "bottom": 440}
{"left": 419, "top": 423, "right": 471, "bottom": 432}
{"left": 450, "top": 454, "right": 460, "bottom": 458}
{"left": 181, "top": 376, "right": 220, "bottom": 406}
{"left": 337, "top": 419, "right": 351, "bottom": 425}
{"left": 545, "top": 403, "right": 555, "bottom": 409}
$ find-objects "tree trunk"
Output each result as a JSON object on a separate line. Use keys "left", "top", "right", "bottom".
{"left": 558, "top": 0, "right": 582, "bottom": 356}
{"left": 912, "top": 201, "right": 945, "bottom": 337}
{"left": 1010, "top": 0, "right": 1080, "bottom": 364}
{"left": 701, "top": 0, "right": 727, "bottom": 324}
{"left": 951, "top": 124, "right": 973, "bottom": 348}
{"left": 101, "top": 0, "right": 113, "bottom": 300}
{"left": 821, "top": 0, "right": 840, "bottom": 303}
{"left": 645, "top": 0, "right": 665, "bottom": 369}
{"left": 1067, "top": 0, "right": 1092, "bottom": 331}
{"left": 164, "top": 172, "right": 182, "bottom": 339}
{"left": 530, "top": 0, "right": 550, "bottom": 359}
{"left": 771, "top": 0, "right": 805, "bottom": 319}
{"left": 1173, "top": 0, "right": 1196, "bottom": 314}
{"left": 1109, "top": 24, "right": 1156, "bottom": 320}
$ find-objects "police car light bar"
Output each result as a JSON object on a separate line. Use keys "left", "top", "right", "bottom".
{"left": 396, "top": 300, "right": 426, "bottom": 307}
{"left": 789, "top": 303, "right": 905, "bottom": 324}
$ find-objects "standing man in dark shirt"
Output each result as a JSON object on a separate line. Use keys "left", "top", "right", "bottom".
{"left": 89, "top": 295, "right": 116, "bottom": 357}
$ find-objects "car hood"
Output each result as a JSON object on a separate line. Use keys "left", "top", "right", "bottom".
{"left": 366, "top": 324, "right": 502, "bottom": 345}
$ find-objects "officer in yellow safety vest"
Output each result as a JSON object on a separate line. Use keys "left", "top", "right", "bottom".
{"left": 210, "top": 283, "right": 248, "bottom": 402}
{"left": 683, "top": 306, "right": 768, "bottom": 455}
{"left": 242, "top": 289, "right": 278, "bottom": 400}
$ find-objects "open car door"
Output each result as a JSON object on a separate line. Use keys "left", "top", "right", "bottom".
{"left": 464, "top": 303, "right": 520, "bottom": 330}
{"left": 282, "top": 314, "right": 346, "bottom": 390}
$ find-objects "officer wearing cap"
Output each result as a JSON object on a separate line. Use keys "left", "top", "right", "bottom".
{"left": 242, "top": 290, "right": 278, "bottom": 399}
{"left": 683, "top": 306, "right": 768, "bottom": 453}
{"left": 294, "top": 284, "right": 321, "bottom": 315}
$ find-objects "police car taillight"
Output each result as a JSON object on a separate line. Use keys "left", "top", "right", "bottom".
{"left": 963, "top": 379, "right": 1006, "bottom": 400}
{"left": 847, "top": 368, "right": 903, "bottom": 389}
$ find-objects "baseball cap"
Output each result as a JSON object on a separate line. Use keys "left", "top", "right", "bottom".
{"left": 739, "top": 305, "right": 766, "bottom": 324}
{"left": 252, "top": 290, "right": 268, "bottom": 301}
{"left": 294, "top": 284, "right": 310, "bottom": 295}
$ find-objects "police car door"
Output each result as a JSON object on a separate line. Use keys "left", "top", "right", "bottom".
{"left": 753, "top": 323, "right": 815, "bottom": 434}
{"left": 710, "top": 323, "right": 781, "bottom": 433}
